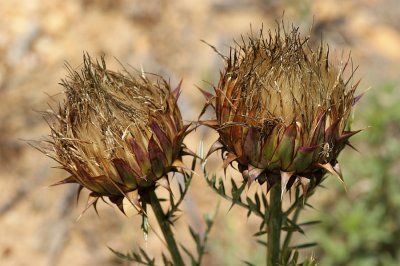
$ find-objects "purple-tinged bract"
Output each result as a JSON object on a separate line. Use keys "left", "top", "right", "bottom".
{"left": 42, "top": 55, "right": 190, "bottom": 213}
{"left": 202, "top": 25, "right": 362, "bottom": 194}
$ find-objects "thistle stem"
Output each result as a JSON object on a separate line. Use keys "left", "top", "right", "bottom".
{"left": 267, "top": 183, "right": 282, "bottom": 266}
{"left": 149, "top": 189, "right": 184, "bottom": 266}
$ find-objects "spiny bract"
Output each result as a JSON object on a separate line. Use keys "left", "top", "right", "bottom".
{"left": 42, "top": 54, "right": 191, "bottom": 214}
{"left": 201, "top": 24, "right": 362, "bottom": 195}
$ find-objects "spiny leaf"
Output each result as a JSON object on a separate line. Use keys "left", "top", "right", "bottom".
{"left": 162, "top": 253, "right": 173, "bottom": 266}
{"left": 180, "top": 244, "right": 196, "bottom": 265}
{"left": 256, "top": 239, "right": 268, "bottom": 247}
{"left": 108, "top": 247, "right": 155, "bottom": 265}
{"left": 290, "top": 242, "right": 318, "bottom": 249}
{"left": 297, "top": 220, "right": 321, "bottom": 227}
{"left": 253, "top": 230, "right": 267, "bottom": 237}
{"left": 139, "top": 248, "right": 155, "bottom": 264}
{"left": 242, "top": 261, "right": 257, "bottom": 266}
{"left": 284, "top": 218, "right": 305, "bottom": 234}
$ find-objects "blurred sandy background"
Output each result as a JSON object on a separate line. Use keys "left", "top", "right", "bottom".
{"left": 1, "top": 0, "right": 400, "bottom": 265}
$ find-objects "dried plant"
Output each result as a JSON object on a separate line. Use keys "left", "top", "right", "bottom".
{"left": 200, "top": 22, "right": 362, "bottom": 265}
{"left": 41, "top": 54, "right": 190, "bottom": 212}
{"left": 38, "top": 54, "right": 205, "bottom": 265}
{"left": 35, "top": 20, "right": 364, "bottom": 266}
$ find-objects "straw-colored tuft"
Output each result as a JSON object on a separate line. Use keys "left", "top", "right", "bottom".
{"left": 41, "top": 54, "right": 189, "bottom": 213}
{"left": 204, "top": 23, "right": 362, "bottom": 192}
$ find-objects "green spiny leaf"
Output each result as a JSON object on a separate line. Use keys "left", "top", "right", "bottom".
{"left": 290, "top": 242, "right": 318, "bottom": 249}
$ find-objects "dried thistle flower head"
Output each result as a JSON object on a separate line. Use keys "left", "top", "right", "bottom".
{"left": 42, "top": 54, "right": 190, "bottom": 213}
{"left": 201, "top": 24, "right": 362, "bottom": 194}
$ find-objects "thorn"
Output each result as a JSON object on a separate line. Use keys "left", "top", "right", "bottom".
{"left": 172, "top": 159, "right": 199, "bottom": 177}
{"left": 196, "top": 85, "right": 215, "bottom": 102}
{"left": 76, "top": 185, "right": 84, "bottom": 203}
{"left": 345, "top": 142, "right": 360, "bottom": 152}
{"left": 222, "top": 152, "right": 238, "bottom": 169}
{"left": 318, "top": 162, "right": 344, "bottom": 183}
{"left": 280, "top": 171, "right": 293, "bottom": 200}
{"left": 333, "top": 162, "right": 342, "bottom": 178}
{"left": 172, "top": 80, "right": 183, "bottom": 100}
{"left": 182, "top": 147, "right": 198, "bottom": 157}
{"left": 298, "top": 176, "right": 310, "bottom": 204}
{"left": 51, "top": 175, "right": 76, "bottom": 186}
{"left": 76, "top": 195, "right": 99, "bottom": 221}
{"left": 352, "top": 92, "right": 364, "bottom": 106}
{"left": 206, "top": 140, "right": 224, "bottom": 158}
{"left": 245, "top": 165, "right": 263, "bottom": 188}
{"left": 108, "top": 196, "right": 126, "bottom": 216}
{"left": 172, "top": 159, "right": 187, "bottom": 170}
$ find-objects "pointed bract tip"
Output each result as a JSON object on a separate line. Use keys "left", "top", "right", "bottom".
{"left": 172, "top": 159, "right": 188, "bottom": 170}
{"left": 223, "top": 152, "right": 238, "bottom": 169}
{"left": 196, "top": 85, "right": 215, "bottom": 103}
{"left": 318, "top": 162, "right": 344, "bottom": 183}
{"left": 76, "top": 195, "right": 100, "bottom": 221}
{"left": 172, "top": 80, "right": 183, "bottom": 100}
{"left": 182, "top": 147, "right": 198, "bottom": 157}
{"left": 205, "top": 140, "right": 224, "bottom": 158}
{"left": 51, "top": 176, "right": 76, "bottom": 186}
{"left": 280, "top": 171, "right": 294, "bottom": 200}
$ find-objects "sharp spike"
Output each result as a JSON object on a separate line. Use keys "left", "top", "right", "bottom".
{"left": 206, "top": 140, "right": 224, "bottom": 158}
{"left": 76, "top": 195, "right": 99, "bottom": 221}
{"left": 338, "top": 129, "right": 362, "bottom": 142}
{"left": 318, "top": 163, "right": 344, "bottom": 183}
{"left": 116, "top": 203, "right": 125, "bottom": 215}
{"left": 298, "top": 176, "right": 310, "bottom": 203}
{"left": 345, "top": 142, "right": 360, "bottom": 152}
{"left": 109, "top": 196, "right": 126, "bottom": 215}
{"left": 76, "top": 185, "right": 84, "bottom": 203}
{"left": 182, "top": 147, "right": 198, "bottom": 157}
{"left": 246, "top": 165, "right": 264, "bottom": 188}
{"left": 51, "top": 175, "right": 76, "bottom": 186}
{"left": 172, "top": 80, "right": 183, "bottom": 100}
{"left": 248, "top": 165, "right": 264, "bottom": 186}
{"left": 333, "top": 162, "right": 342, "bottom": 178}
{"left": 196, "top": 85, "right": 215, "bottom": 102}
{"left": 172, "top": 159, "right": 188, "bottom": 170}
{"left": 223, "top": 152, "right": 238, "bottom": 169}
{"left": 352, "top": 91, "right": 364, "bottom": 106}
{"left": 280, "top": 171, "right": 294, "bottom": 200}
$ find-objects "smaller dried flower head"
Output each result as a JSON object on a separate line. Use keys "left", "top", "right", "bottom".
{"left": 201, "top": 24, "right": 362, "bottom": 194}
{"left": 42, "top": 54, "right": 190, "bottom": 213}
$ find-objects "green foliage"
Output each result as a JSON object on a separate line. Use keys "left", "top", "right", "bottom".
{"left": 201, "top": 142, "right": 323, "bottom": 265}
{"left": 311, "top": 84, "right": 400, "bottom": 265}
{"left": 109, "top": 247, "right": 157, "bottom": 266}
{"left": 181, "top": 213, "right": 214, "bottom": 266}
{"left": 110, "top": 156, "right": 216, "bottom": 266}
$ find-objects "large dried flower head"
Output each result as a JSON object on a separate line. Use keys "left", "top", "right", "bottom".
{"left": 42, "top": 54, "right": 190, "bottom": 213}
{"left": 201, "top": 24, "right": 362, "bottom": 194}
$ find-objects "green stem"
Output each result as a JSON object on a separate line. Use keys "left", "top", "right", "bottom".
{"left": 149, "top": 189, "right": 184, "bottom": 266}
{"left": 267, "top": 183, "right": 282, "bottom": 266}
